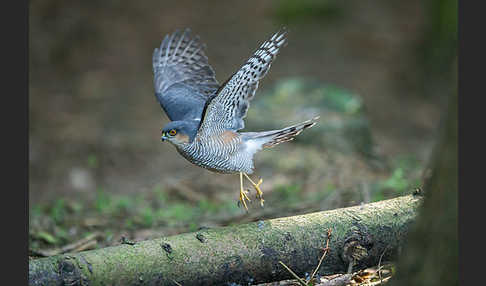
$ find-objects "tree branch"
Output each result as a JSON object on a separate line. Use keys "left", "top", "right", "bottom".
{"left": 29, "top": 194, "right": 422, "bottom": 286}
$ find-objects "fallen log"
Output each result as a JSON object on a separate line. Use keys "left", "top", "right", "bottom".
{"left": 29, "top": 194, "right": 422, "bottom": 286}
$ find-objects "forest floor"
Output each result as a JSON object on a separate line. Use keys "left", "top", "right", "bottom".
{"left": 29, "top": 1, "right": 452, "bottom": 285}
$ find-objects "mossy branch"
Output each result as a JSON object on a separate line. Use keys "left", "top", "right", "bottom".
{"left": 29, "top": 194, "right": 422, "bottom": 286}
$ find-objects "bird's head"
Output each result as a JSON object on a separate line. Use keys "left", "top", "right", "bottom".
{"left": 161, "top": 120, "right": 198, "bottom": 146}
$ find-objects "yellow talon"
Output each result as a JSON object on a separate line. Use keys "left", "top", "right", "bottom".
{"left": 254, "top": 178, "right": 265, "bottom": 207}
{"left": 239, "top": 172, "right": 251, "bottom": 211}
{"left": 239, "top": 189, "right": 251, "bottom": 211}
{"left": 243, "top": 174, "right": 265, "bottom": 207}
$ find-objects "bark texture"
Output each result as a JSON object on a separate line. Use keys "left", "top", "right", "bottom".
{"left": 390, "top": 89, "right": 458, "bottom": 286}
{"left": 29, "top": 195, "right": 422, "bottom": 286}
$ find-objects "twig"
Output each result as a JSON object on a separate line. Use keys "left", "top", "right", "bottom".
{"left": 278, "top": 261, "right": 308, "bottom": 286}
{"left": 279, "top": 228, "right": 333, "bottom": 286}
{"left": 167, "top": 180, "right": 206, "bottom": 203}
{"left": 82, "top": 217, "right": 108, "bottom": 227}
{"left": 120, "top": 236, "right": 137, "bottom": 246}
{"left": 73, "top": 240, "right": 97, "bottom": 252}
{"left": 318, "top": 274, "right": 352, "bottom": 286}
{"left": 30, "top": 232, "right": 101, "bottom": 257}
{"left": 363, "top": 275, "right": 391, "bottom": 285}
{"left": 310, "top": 228, "right": 332, "bottom": 281}
{"left": 347, "top": 261, "right": 354, "bottom": 274}
{"left": 377, "top": 245, "right": 388, "bottom": 283}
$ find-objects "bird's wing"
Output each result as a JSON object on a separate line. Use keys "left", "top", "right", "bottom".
{"left": 196, "top": 29, "right": 287, "bottom": 136}
{"left": 153, "top": 29, "right": 219, "bottom": 122}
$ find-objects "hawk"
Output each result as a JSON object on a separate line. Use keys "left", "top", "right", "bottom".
{"left": 152, "top": 28, "right": 318, "bottom": 210}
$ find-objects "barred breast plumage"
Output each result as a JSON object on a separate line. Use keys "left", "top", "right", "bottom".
{"left": 176, "top": 131, "right": 255, "bottom": 174}
{"left": 153, "top": 28, "right": 319, "bottom": 210}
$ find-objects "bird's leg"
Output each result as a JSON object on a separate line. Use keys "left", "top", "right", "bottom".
{"left": 243, "top": 173, "right": 264, "bottom": 207}
{"left": 239, "top": 172, "right": 251, "bottom": 211}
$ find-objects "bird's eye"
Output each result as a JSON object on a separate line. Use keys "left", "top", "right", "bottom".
{"left": 168, "top": 129, "right": 177, "bottom": 136}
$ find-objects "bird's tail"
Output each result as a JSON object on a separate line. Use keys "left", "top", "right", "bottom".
{"left": 248, "top": 116, "right": 319, "bottom": 149}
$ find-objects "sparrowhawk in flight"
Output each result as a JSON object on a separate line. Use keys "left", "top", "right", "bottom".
{"left": 152, "top": 28, "right": 318, "bottom": 210}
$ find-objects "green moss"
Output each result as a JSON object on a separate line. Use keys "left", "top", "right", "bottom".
{"left": 50, "top": 199, "right": 66, "bottom": 223}
{"left": 33, "top": 195, "right": 423, "bottom": 285}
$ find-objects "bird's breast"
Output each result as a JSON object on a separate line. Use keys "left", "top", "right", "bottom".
{"left": 176, "top": 133, "right": 252, "bottom": 173}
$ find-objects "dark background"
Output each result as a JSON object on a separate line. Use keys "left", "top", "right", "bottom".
{"left": 29, "top": 0, "right": 457, "bottom": 247}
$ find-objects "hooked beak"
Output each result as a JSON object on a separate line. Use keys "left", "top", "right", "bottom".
{"left": 161, "top": 132, "right": 167, "bottom": 142}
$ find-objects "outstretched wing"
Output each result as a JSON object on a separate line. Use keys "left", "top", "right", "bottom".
{"left": 153, "top": 29, "right": 219, "bottom": 122}
{"left": 197, "top": 29, "right": 287, "bottom": 136}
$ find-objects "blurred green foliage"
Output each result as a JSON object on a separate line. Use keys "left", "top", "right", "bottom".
{"left": 29, "top": 185, "right": 246, "bottom": 250}
{"left": 49, "top": 199, "right": 66, "bottom": 224}
{"left": 381, "top": 168, "right": 409, "bottom": 193}
{"left": 30, "top": 156, "right": 422, "bottom": 252}
{"left": 32, "top": 230, "right": 58, "bottom": 245}
{"left": 275, "top": 184, "right": 302, "bottom": 202}
{"left": 371, "top": 155, "right": 422, "bottom": 202}
{"left": 247, "top": 77, "right": 374, "bottom": 159}
{"left": 274, "top": 0, "right": 341, "bottom": 25}
{"left": 95, "top": 187, "right": 111, "bottom": 214}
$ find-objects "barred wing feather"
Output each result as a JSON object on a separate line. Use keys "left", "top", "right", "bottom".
{"left": 152, "top": 29, "right": 219, "bottom": 121}
{"left": 197, "top": 29, "right": 287, "bottom": 136}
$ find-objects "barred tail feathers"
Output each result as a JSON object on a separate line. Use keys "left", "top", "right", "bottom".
{"left": 243, "top": 117, "right": 319, "bottom": 153}
{"left": 262, "top": 116, "right": 319, "bottom": 148}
